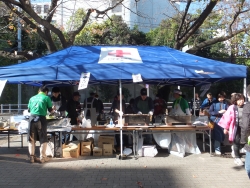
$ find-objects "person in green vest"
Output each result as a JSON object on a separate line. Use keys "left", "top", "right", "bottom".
{"left": 170, "top": 89, "right": 191, "bottom": 116}
{"left": 27, "top": 86, "right": 54, "bottom": 163}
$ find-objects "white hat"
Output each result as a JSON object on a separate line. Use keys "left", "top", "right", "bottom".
{"left": 174, "top": 89, "right": 182, "bottom": 95}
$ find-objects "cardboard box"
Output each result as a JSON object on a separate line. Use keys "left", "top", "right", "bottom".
{"left": 63, "top": 146, "right": 79, "bottom": 158}
{"left": 98, "top": 136, "right": 114, "bottom": 148}
{"left": 81, "top": 141, "right": 92, "bottom": 156}
{"left": 93, "top": 147, "right": 102, "bottom": 156}
{"left": 62, "top": 141, "right": 80, "bottom": 158}
{"left": 103, "top": 144, "right": 113, "bottom": 156}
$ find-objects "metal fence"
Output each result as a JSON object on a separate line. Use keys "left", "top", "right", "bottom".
{"left": 0, "top": 104, "right": 28, "bottom": 114}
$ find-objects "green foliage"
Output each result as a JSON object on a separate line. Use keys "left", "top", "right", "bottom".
{"left": 146, "top": 19, "right": 178, "bottom": 47}
{"left": 74, "top": 15, "right": 147, "bottom": 45}
{"left": 98, "top": 85, "right": 116, "bottom": 103}
{"left": 66, "top": 8, "right": 87, "bottom": 31}
{"left": 115, "top": 87, "right": 131, "bottom": 103}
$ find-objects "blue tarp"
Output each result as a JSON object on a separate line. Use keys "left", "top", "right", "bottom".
{"left": 0, "top": 46, "right": 246, "bottom": 87}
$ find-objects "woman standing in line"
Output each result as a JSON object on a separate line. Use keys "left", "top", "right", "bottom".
{"left": 209, "top": 91, "right": 229, "bottom": 155}
{"left": 218, "top": 93, "right": 245, "bottom": 166}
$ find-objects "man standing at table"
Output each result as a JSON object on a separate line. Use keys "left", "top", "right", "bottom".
{"left": 28, "top": 86, "right": 54, "bottom": 163}
{"left": 170, "top": 89, "right": 191, "bottom": 116}
{"left": 134, "top": 88, "right": 154, "bottom": 144}
{"left": 66, "top": 91, "right": 82, "bottom": 125}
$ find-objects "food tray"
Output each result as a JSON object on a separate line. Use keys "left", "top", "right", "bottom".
{"left": 165, "top": 115, "right": 195, "bottom": 124}
{"left": 124, "top": 114, "right": 150, "bottom": 124}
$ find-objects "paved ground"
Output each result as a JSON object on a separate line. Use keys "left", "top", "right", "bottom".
{"left": 0, "top": 134, "right": 249, "bottom": 188}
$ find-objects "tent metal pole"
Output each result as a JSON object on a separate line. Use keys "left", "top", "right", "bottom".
{"left": 17, "top": 7, "right": 22, "bottom": 113}
{"left": 244, "top": 78, "right": 247, "bottom": 101}
{"left": 193, "top": 87, "right": 195, "bottom": 117}
{"left": 119, "top": 79, "right": 123, "bottom": 158}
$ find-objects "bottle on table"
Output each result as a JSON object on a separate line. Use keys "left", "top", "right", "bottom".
{"left": 110, "top": 118, "right": 113, "bottom": 125}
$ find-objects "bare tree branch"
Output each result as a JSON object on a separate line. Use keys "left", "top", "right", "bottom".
{"left": 175, "top": 0, "right": 218, "bottom": 49}
{"left": 186, "top": 26, "right": 250, "bottom": 54}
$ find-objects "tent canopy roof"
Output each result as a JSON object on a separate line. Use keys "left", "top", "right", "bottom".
{"left": 0, "top": 45, "right": 246, "bottom": 87}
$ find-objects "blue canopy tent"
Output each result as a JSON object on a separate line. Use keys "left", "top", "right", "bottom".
{"left": 0, "top": 45, "right": 247, "bottom": 87}
{"left": 0, "top": 45, "right": 247, "bottom": 158}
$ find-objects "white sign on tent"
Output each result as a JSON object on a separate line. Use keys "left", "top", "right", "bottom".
{"left": 78, "top": 73, "right": 90, "bottom": 90}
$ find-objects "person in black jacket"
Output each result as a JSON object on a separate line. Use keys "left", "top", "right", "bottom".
{"left": 66, "top": 91, "right": 81, "bottom": 125}
{"left": 241, "top": 85, "right": 250, "bottom": 178}
{"left": 133, "top": 88, "right": 154, "bottom": 144}
{"left": 126, "top": 98, "right": 135, "bottom": 114}
{"left": 134, "top": 88, "right": 154, "bottom": 115}
{"left": 51, "top": 87, "right": 67, "bottom": 117}
{"left": 95, "top": 94, "right": 104, "bottom": 115}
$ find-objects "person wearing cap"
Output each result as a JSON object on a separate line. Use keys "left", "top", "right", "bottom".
{"left": 50, "top": 87, "right": 67, "bottom": 117}
{"left": 170, "top": 89, "right": 191, "bottom": 116}
{"left": 27, "top": 86, "right": 54, "bottom": 163}
{"left": 134, "top": 88, "right": 154, "bottom": 144}
{"left": 134, "top": 88, "right": 154, "bottom": 115}
{"left": 66, "top": 91, "right": 82, "bottom": 125}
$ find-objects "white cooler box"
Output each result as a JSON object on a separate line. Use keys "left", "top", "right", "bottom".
{"left": 138, "top": 145, "right": 158, "bottom": 157}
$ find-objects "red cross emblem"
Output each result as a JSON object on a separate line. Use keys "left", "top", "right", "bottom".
{"left": 108, "top": 50, "right": 131, "bottom": 57}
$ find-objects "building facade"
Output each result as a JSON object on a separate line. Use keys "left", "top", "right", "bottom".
{"left": 31, "top": 0, "right": 179, "bottom": 33}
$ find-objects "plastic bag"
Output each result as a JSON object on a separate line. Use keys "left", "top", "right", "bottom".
{"left": 153, "top": 133, "right": 171, "bottom": 149}
{"left": 169, "top": 133, "right": 185, "bottom": 158}
{"left": 181, "top": 132, "right": 201, "bottom": 154}
{"left": 193, "top": 116, "right": 209, "bottom": 126}
{"left": 137, "top": 137, "right": 144, "bottom": 156}
{"left": 46, "top": 141, "right": 54, "bottom": 158}
{"left": 123, "top": 148, "right": 132, "bottom": 156}
{"left": 82, "top": 118, "right": 91, "bottom": 128}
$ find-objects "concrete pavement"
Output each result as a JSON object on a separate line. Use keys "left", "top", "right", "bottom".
{"left": 0, "top": 134, "right": 249, "bottom": 188}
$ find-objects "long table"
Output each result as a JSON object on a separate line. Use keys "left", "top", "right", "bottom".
{"left": 71, "top": 125, "right": 211, "bottom": 158}
{"left": 1, "top": 125, "right": 211, "bottom": 158}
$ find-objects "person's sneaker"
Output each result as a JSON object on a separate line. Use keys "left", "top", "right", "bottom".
{"left": 30, "top": 156, "right": 34, "bottom": 163}
{"left": 33, "top": 156, "right": 40, "bottom": 163}
{"left": 231, "top": 145, "right": 235, "bottom": 158}
{"left": 234, "top": 158, "right": 244, "bottom": 166}
{"left": 40, "top": 157, "right": 50, "bottom": 164}
{"left": 215, "top": 150, "right": 221, "bottom": 155}
{"left": 240, "top": 148, "right": 247, "bottom": 153}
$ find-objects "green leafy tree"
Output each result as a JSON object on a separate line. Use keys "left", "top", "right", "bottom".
{"left": 75, "top": 15, "right": 147, "bottom": 45}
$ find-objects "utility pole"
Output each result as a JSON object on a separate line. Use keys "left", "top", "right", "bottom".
{"left": 17, "top": 8, "right": 22, "bottom": 113}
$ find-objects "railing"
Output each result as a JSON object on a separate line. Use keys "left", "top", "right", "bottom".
{"left": 0, "top": 102, "right": 175, "bottom": 115}
{"left": 0, "top": 104, "right": 28, "bottom": 114}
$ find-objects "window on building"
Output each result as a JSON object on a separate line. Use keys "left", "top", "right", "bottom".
{"left": 44, "top": 5, "right": 49, "bottom": 14}
{"left": 36, "top": 5, "right": 41, "bottom": 14}
{"left": 112, "top": 0, "right": 122, "bottom": 13}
